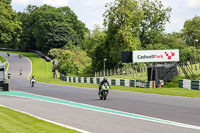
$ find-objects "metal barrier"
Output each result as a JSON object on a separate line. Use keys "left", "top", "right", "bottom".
{"left": 60, "top": 74, "right": 155, "bottom": 88}
{"left": 179, "top": 79, "right": 200, "bottom": 90}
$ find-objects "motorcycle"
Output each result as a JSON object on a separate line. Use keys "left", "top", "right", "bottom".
{"left": 30, "top": 79, "right": 36, "bottom": 87}
{"left": 19, "top": 54, "right": 22, "bottom": 59}
{"left": 99, "top": 83, "right": 110, "bottom": 100}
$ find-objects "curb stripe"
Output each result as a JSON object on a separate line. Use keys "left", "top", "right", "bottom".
{"left": 1, "top": 91, "right": 200, "bottom": 130}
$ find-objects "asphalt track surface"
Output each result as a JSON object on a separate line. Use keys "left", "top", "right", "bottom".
{"left": 0, "top": 52, "right": 200, "bottom": 133}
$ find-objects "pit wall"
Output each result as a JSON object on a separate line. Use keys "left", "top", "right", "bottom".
{"left": 179, "top": 79, "right": 200, "bottom": 90}
{"left": 60, "top": 74, "right": 155, "bottom": 88}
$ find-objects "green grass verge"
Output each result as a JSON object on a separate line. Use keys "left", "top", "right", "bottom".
{"left": 0, "top": 106, "right": 80, "bottom": 133}
{"left": 112, "top": 86, "right": 200, "bottom": 97}
{"left": 0, "top": 56, "right": 8, "bottom": 71}
{"left": 1, "top": 51, "right": 200, "bottom": 98}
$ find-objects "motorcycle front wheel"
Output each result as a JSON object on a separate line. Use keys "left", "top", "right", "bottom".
{"left": 99, "top": 91, "right": 104, "bottom": 100}
{"left": 104, "top": 91, "right": 108, "bottom": 100}
{"left": 100, "top": 96, "right": 103, "bottom": 100}
{"left": 31, "top": 82, "right": 34, "bottom": 87}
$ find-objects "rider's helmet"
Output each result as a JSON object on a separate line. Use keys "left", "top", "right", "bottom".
{"left": 103, "top": 78, "right": 107, "bottom": 82}
{"left": 32, "top": 76, "right": 34, "bottom": 78}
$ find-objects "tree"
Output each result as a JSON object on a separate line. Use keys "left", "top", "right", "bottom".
{"left": 31, "top": 5, "right": 74, "bottom": 52}
{"left": 17, "top": 5, "right": 38, "bottom": 50}
{"left": 0, "top": 0, "right": 21, "bottom": 47}
{"left": 84, "top": 26, "right": 106, "bottom": 56}
{"left": 83, "top": 26, "right": 109, "bottom": 72}
{"left": 48, "top": 48, "right": 92, "bottom": 76}
{"left": 103, "top": 0, "right": 143, "bottom": 66}
{"left": 102, "top": 0, "right": 171, "bottom": 68}
{"left": 58, "top": 7, "right": 88, "bottom": 48}
{"left": 139, "top": 0, "right": 171, "bottom": 47}
{"left": 146, "top": 32, "right": 194, "bottom": 64}
{"left": 181, "top": 16, "right": 200, "bottom": 46}
{"left": 18, "top": 5, "right": 88, "bottom": 52}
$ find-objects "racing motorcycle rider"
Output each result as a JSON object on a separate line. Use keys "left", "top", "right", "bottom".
{"left": 30, "top": 76, "right": 36, "bottom": 85}
{"left": 98, "top": 78, "right": 110, "bottom": 95}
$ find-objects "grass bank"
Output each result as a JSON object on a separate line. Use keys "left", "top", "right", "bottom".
{"left": 1, "top": 51, "right": 200, "bottom": 98}
{"left": 0, "top": 106, "right": 80, "bottom": 133}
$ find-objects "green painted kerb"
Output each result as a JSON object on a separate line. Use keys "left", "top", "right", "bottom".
{"left": 0, "top": 91, "right": 200, "bottom": 130}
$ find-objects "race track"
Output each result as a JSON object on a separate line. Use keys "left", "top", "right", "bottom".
{"left": 0, "top": 52, "right": 200, "bottom": 133}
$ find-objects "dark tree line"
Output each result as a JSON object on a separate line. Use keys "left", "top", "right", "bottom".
{"left": 18, "top": 5, "right": 88, "bottom": 53}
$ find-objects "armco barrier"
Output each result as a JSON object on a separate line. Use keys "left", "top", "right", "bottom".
{"left": 73, "top": 77, "right": 76, "bottom": 83}
{"left": 60, "top": 74, "right": 64, "bottom": 80}
{"left": 116, "top": 79, "right": 120, "bottom": 86}
{"left": 90, "top": 78, "right": 94, "bottom": 84}
{"left": 120, "top": 79, "right": 125, "bottom": 86}
{"left": 191, "top": 80, "right": 200, "bottom": 90}
{"left": 59, "top": 74, "right": 155, "bottom": 88}
{"left": 76, "top": 77, "right": 79, "bottom": 83}
{"left": 111, "top": 79, "right": 116, "bottom": 85}
{"left": 136, "top": 80, "right": 147, "bottom": 88}
{"left": 84, "top": 77, "right": 87, "bottom": 83}
{"left": 96, "top": 78, "right": 100, "bottom": 84}
{"left": 69, "top": 77, "right": 72, "bottom": 82}
{"left": 64, "top": 76, "right": 67, "bottom": 81}
{"left": 179, "top": 79, "right": 200, "bottom": 90}
{"left": 183, "top": 79, "right": 191, "bottom": 90}
{"left": 125, "top": 79, "right": 129, "bottom": 87}
{"left": 78, "top": 77, "right": 82, "bottom": 83}
{"left": 130, "top": 80, "right": 136, "bottom": 87}
{"left": 179, "top": 79, "right": 183, "bottom": 88}
{"left": 107, "top": 79, "right": 112, "bottom": 85}
{"left": 87, "top": 77, "right": 90, "bottom": 83}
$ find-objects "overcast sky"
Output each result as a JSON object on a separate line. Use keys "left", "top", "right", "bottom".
{"left": 11, "top": 0, "right": 200, "bottom": 33}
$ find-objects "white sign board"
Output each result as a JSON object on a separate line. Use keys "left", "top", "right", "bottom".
{"left": 132, "top": 50, "right": 179, "bottom": 63}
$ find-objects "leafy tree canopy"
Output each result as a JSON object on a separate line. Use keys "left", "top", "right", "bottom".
{"left": 139, "top": 0, "right": 171, "bottom": 47}
{"left": 48, "top": 48, "right": 92, "bottom": 76}
{"left": 18, "top": 5, "right": 88, "bottom": 53}
{"left": 101, "top": 0, "right": 171, "bottom": 68}
{"left": 181, "top": 16, "right": 200, "bottom": 46}
{"left": 0, "top": 0, "right": 21, "bottom": 47}
{"left": 103, "top": 0, "right": 143, "bottom": 65}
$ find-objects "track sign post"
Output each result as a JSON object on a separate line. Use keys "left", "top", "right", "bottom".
{"left": 132, "top": 50, "right": 179, "bottom": 63}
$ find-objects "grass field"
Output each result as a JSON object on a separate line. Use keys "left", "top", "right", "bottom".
{"left": 1, "top": 51, "right": 200, "bottom": 98}
{"left": 0, "top": 106, "right": 80, "bottom": 133}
